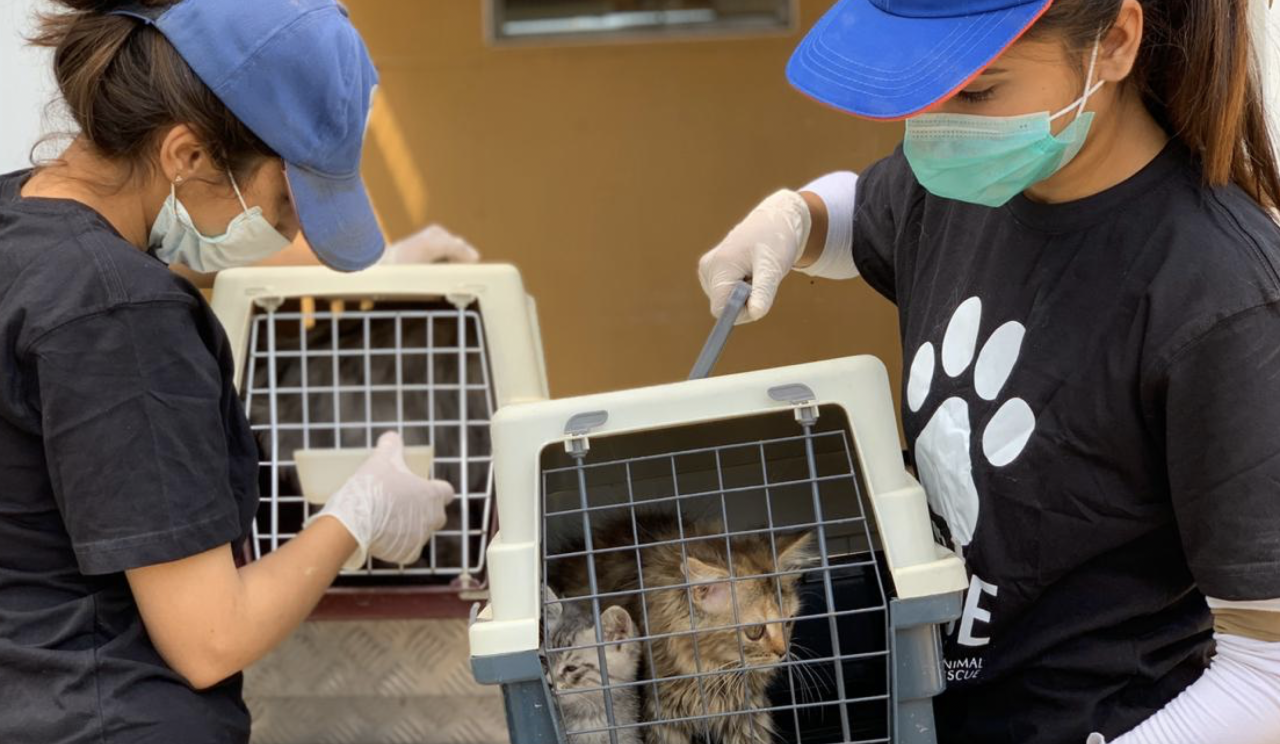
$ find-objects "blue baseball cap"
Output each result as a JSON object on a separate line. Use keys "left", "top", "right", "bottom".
{"left": 787, "top": 0, "right": 1054, "bottom": 120}
{"left": 110, "top": 0, "right": 384, "bottom": 271}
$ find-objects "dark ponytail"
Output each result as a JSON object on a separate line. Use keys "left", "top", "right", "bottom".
{"left": 1029, "top": 0, "right": 1280, "bottom": 210}
{"left": 30, "top": 0, "right": 275, "bottom": 184}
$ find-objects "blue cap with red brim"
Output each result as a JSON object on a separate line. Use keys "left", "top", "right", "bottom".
{"left": 110, "top": 0, "right": 384, "bottom": 271}
{"left": 787, "top": 0, "right": 1055, "bottom": 120}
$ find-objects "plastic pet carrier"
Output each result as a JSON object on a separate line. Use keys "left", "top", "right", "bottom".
{"left": 470, "top": 287, "right": 968, "bottom": 744}
{"left": 211, "top": 264, "right": 549, "bottom": 618}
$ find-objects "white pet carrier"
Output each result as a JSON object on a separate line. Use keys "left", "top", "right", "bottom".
{"left": 211, "top": 264, "right": 549, "bottom": 618}
{"left": 469, "top": 289, "right": 968, "bottom": 744}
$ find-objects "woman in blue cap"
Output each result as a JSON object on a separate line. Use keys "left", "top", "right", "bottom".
{"left": 0, "top": 1, "right": 455, "bottom": 742}
{"left": 699, "top": 0, "right": 1280, "bottom": 742}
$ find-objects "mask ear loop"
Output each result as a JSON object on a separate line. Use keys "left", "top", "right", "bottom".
{"left": 226, "top": 171, "right": 251, "bottom": 213}
{"left": 1050, "top": 35, "right": 1106, "bottom": 122}
{"left": 168, "top": 174, "right": 183, "bottom": 208}
{"left": 1076, "top": 35, "right": 1104, "bottom": 118}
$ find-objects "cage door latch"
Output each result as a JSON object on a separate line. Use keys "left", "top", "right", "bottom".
{"left": 250, "top": 294, "right": 285, "bottom": 312}
{"left": 768, "top": 383, "right": 820, "bottom": 425}
{"left": 563, "top": 410, "right": 609, "bottom": 456}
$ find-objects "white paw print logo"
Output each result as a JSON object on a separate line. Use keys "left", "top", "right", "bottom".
{"left": 908, "top": 297, "right": 1036, "bottom": 550}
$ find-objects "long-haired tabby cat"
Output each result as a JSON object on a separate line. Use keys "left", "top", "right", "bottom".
{"left": 545, "top": 588, "right": 643, "bottom": 744}
{"left": 550, "top": 513, "right": 814, "bottom": 744}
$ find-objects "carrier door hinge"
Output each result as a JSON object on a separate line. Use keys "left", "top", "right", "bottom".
{"left": 768, "top": 384, "right": 820, "bottom": 425}
{"left": 250, "top": 294, "right": 285, "bottom": 313}
{"left": 563, "top": 411, "right": 609, "bottom": 456}
{"left": 446, "top": 289, "right": 481, "bottom": 309}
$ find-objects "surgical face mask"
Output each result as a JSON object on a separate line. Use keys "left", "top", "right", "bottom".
{"left": 903, "top": 40, "right": 1106, "bottom": 208}
{"left": 149, "top": 171, "right": 291, "bottom": 272}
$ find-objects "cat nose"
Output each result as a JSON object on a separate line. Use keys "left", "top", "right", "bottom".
{"left": 768, "top": 627, "right": 787, "bottom": 657}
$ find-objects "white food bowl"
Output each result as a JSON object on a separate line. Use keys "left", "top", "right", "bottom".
{"left": 294, "top": 446, "right": 435, "bottom": 505}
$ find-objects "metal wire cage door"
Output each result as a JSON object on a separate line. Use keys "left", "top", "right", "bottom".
{"left": 243, "top": 295, "right": 494, "bottom": 579}
{"left": 540, "top": 407, "right": 897, "bottom": 744}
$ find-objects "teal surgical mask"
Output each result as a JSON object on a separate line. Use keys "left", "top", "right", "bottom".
{"left": 150, "top": 171, "right": 291, "bottom": 272}
{"left": 903, "top": 41, "right": 1105, "bottom": 208}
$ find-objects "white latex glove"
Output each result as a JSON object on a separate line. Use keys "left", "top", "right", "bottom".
{"left": 697, "top": 189, "right": 812, "bottom": 324}
{"left": 380, "top": 224, "right": 481, "bottom": 265}
{"left": 310, "top": 432, "right": 455, "bottom": 570}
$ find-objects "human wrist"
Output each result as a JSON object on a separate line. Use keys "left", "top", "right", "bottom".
{"left": 795, "top": 191, "right": 827, "bottom": 269}
{"left": 309, "top": 511, "right": 368, "bottom": 570}
{"left": 795, "top": 171, "right": 859, "bottom": 280}
{"left": 307, "top": 478, "right": 378, "bottom": 570}
{"left": 305, "top": 513, "right": 362, "bottom": 568}
{"left": 754, "top": 189, "right": 812, "bottom": 269}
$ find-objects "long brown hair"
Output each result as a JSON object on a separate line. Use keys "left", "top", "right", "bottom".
{"left": 29, "top": 0, "right": 274, "bottom": 185}
{"left": 1028, "top": 0, "right": 1280, "bottom": 210}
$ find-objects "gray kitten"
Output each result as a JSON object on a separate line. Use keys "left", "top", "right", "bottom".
{"left": 545, "top": 590, "right": 643, "bottom": 744}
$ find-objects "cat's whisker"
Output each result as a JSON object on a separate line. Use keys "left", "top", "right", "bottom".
{"left": 782, "top": 652, "right": 812, "bottom": 704}
{"left": 801, "top": 658, "right": 827, "bottom": 693}
{"left": 786, "top": 641, "right": 833, "bottom": 693}
{"left": 788, "top": 640, "right": 817, "bottom": 659}
{"left": 716, "top": 674, "right": 733, "bottom": 704}
{"left": 789, "top": 650, "right": 816, "bottom": 689}
{"left": 801, "top": 666, "right": 823, "bottom": 705}
{"left": 791, "top": 652, "right": 825, "bottom": 704}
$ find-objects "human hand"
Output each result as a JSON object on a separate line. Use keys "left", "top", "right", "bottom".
{"left": 380, "top": 224, "right": 481, "bottom": 264}
{"left": 696, "top": 190, "right": 811, "bottom": 324}
{"left": 312, "top": 432, "right": 455, "bottom": 569}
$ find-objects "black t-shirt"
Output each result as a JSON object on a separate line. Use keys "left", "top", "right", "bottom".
{"left": 0, "top": 170, "right": 260, "bottom": 743}
{"left": 848, "top": 143, "right": 1280, "bottom": 743}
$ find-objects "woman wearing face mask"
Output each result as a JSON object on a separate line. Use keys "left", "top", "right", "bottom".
{"left": 699, "top": 1, "right": 1280, "bottom": 743}
{"left": 0, "top": 1, "right": 455, "bottom": 742}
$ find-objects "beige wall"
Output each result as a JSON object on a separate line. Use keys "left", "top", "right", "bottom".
{"left": 348, "top": 1, "right": 906, "bottom": 410}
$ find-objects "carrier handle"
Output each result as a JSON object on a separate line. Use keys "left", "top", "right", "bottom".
{"left": 688, "top": 280, "right": 752, "bottom": 381}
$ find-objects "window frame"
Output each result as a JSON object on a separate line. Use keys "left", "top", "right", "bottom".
{"left": 484, "top": 0, "right": 798, "bottom": 46}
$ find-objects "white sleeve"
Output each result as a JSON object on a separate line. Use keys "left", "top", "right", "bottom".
{"left": 794, "top": 171, "right": 859, "bottom": 281}
{"left": 1090, "top": 631, "right": 1280, "bottom": 744}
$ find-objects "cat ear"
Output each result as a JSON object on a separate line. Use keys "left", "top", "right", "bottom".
{"left": 685, "top": 556, "right": 732, "bottom": 615}
{"left": 776, "top": 531, "right": 815, "bottom": 571}
{"left": 544, "top": 586, "right": 563, "bottom": 627}
{"left": 600, "top": 605, "right": 636, "bottom": 644}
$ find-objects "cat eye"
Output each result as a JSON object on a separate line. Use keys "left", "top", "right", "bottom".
{"left": 745, "top": 625, "right": 766, "bottom": 641}
{"left": 563, "top": 665, "right": 579, "bottom": 674}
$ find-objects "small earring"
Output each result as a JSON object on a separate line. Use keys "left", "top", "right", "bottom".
{"left": 173, "top": 175, "right": 185, "bottom": 185}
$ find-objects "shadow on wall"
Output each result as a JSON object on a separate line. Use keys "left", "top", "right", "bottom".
{"left": 348, "top": 0, "right": 906, "bottom": 409}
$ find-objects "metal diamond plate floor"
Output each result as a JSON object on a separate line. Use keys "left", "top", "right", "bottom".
{"left": 245, "top": 619, "right": 509, "bottom": 744}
